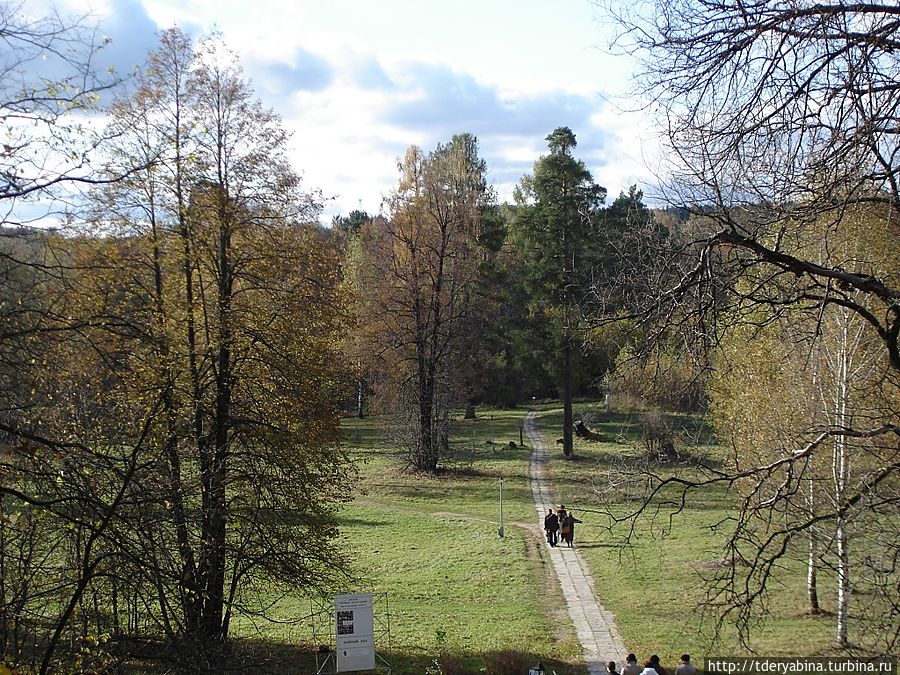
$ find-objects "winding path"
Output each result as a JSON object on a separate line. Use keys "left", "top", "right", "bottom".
{"left": 525, "top": 411, "right": 627, "bottom": 675}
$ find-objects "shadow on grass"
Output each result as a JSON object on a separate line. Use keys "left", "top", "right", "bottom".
{"left": 569, "top": 541, "right": 623, "bottom": 551}
{"left": 335, "top": 514, "right": 392, "bottom": 527}
{"left": 122, "top": 637, "right": 587, "bottom": 674}
{"left": 576, "top": 447, "right": 725, "bottom": 472}
{"left": 545, "top": 408, "right": 719, "bottom": 449}
{"left": 262, "top": 641, "right": 585, "bottom": 675}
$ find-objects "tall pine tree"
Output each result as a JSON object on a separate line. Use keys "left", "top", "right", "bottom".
{"left": 512, "top": 128, "right": 605, "bottom": 457}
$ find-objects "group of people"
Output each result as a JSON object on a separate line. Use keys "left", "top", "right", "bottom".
{"left": 543, "top": 504, "right": 582, "bottom": 547}
{"left": 608, "top": 653, "right": 698, "bottom": 675}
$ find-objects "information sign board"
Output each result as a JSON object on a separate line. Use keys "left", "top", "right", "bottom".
{"left": 335, "top": 593, "right": 375, "bottom": 672}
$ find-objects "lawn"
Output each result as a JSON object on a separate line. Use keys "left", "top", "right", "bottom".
{"left": 236, "top": 407, "right": 587, "bottom": 674}
{"left": 229, "top": 402, "right": 888, "bottom": 673}
{"left": 533, "top": 403, "right": 880, "bottom": 668}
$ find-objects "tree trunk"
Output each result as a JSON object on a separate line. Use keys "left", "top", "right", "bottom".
{"left": 0, "top": 493, "right": 6, "bottom": 659}
{"left": 418, "top": 392, "right": 435, "bottom": 471}
{"left": 836, "top": 516, "right": 850, "bottom": 647}
{"left": 464, "top": 400, "right": 476, "bottom": 419}
{"left": 357, "top": 378, "right": 365, "bottom": 418}
{"left": 833, "top": 316, "right": 851, "bottom": 648}
{"left": 200, "top": 191, "right": 233, "bottom": 645}
{"left": 562, "top": 341, "right": 573, "bottom": 458}
{"left": 806, "top": 479, "right": 820, "bottom": 615}
{"left": 151, "top": 211, "right": 201, "bottom": 631}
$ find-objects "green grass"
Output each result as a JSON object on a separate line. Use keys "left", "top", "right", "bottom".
{"left": 533, "top": 403, "right": 882, "bottom": 666}
{"left": 235, "top": 407, "right": 586, "bottom": 674}
{"left": 226, "top": 402, "right": 889, "bottom": 673}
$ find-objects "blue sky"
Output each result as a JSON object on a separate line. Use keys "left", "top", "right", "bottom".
{"left": 56, "top": 0, "right": 658, "bottom": 221}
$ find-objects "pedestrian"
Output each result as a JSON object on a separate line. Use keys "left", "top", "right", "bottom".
{"left": 675, "top": 655, "right": 697, "bottom": 675}
{"left": 561, "top": 512, "right": 583, "bottom": 547}
{"left": 607, "top": 661, "right": 620, "bottom": 675}
{"left": 556, "top": 504, "right": 568, "bottom": 542}
{"left": 544, "top": 508, "right": 559, "bottom": 546}
{"left": 645, "top": 655, "right": 667, "bottom": 675}
{"left": 622, "top": 654, "right": 642, "bottom": 675}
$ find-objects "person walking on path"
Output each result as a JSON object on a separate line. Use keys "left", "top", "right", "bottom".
{"left": 622, "top": 654, "right": 641, "bottom": 675}
{"left": 607, "top": 662, "right": 620, "bottom": 675}
{"left": 544, "top": 508, "right": 560, "bottom": 546}
{"left": 561, "top": 512, "right": 583, "bottom": 547}
{"left": 526, "top": 411, "right": 627, "bottom": 673}
{"left": 675, "top": 655, "right": 697, "bottom": 675}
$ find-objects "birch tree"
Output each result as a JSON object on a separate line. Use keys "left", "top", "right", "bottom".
{"left": 598, "top": 208, "right": 899, "bottom": 652}
{"left": 591, "top": 1, "right": 900, "bottom": 646}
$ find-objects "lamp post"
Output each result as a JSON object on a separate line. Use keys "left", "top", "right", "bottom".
{"left": 498, "top": 477, "right": 504, "bottom": 538}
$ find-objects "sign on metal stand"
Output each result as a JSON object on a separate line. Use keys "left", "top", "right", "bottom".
{"left": 310, "top": 592, "right": 392, "bottom": 674}
{"left": 335, "top": 593, "right": 376, "bottom": 672}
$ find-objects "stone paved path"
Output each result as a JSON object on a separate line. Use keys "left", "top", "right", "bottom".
{"left": 525, "top": 411, "right": 627, "bottom": 675}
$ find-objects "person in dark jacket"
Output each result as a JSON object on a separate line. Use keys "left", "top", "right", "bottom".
{"left": 543, "top": 508, "right": 559, "bottom": 546}
{"left": 645, "top": 655, "right": 667, "bottom": 675}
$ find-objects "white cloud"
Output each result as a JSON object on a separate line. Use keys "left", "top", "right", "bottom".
{"left": 31, "top": 0, "right": 659, "bottom": 222}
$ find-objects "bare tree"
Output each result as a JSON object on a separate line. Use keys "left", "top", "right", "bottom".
{"left": 590, "top": 0, "right": 900, "bottom": 652}
{"left": 0, "top": 0, "right": 125, "bottom": 225}
{"left": 362, "top": 135, "right": 494, "bottom": 471}
{"left": 598, "top": 0, "right": 900, "bottom": 368}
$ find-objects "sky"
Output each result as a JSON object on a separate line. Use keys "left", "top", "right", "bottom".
{"left": 53, "top": 0, "right": 659, "bottom": 223}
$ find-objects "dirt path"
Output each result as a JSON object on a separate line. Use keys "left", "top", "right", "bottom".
{"left": 525, "top": 411, "right": 627, "bottom": 675}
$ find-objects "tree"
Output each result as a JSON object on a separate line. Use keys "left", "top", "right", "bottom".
{"left": 591, "top": 0, "right": 900, "bottom": 647}
{"left": 599, "top": 0, "right": 900, "bottom": 372}
{"left": 362, "top": 134, "right": 495, "bottom": 471}
{"left": 0, "top": 0, "right": 126, "bottom": 441}
{"left": 0, "top": 7, "right": 132, "bottom": 668}
{"left": 512, "top": 127, "right": 605, "bottom": 457}
{"left": 0, "top": 28, "right": 355, "bottom": 671}
{"left": 332, "top": 209, "right": 371, "bottom": 236}
{"left": 706, "top": 209, "right": 899, "bottom": 649}
{"left": 337, "top": 211, "right": 376, "bottom": 418}
{"left": 597, "top": 205, "right": 899, "bottom": 652}
{"left": 101, "top": 30, "right": 352, "bottom": 651}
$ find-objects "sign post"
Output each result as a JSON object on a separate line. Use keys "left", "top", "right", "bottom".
{"left": 335, "top": 593, "right": 376, "bottom": 672}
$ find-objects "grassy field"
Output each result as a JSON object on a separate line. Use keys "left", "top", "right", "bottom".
{"left": 238, "top": 407, "right": 586, "bottom": 674}
{"left": 536, "top": 403, "right": 872, "bottom": 667}
{"left": 231, "top": 402, "right": 884, "bottom": 673}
